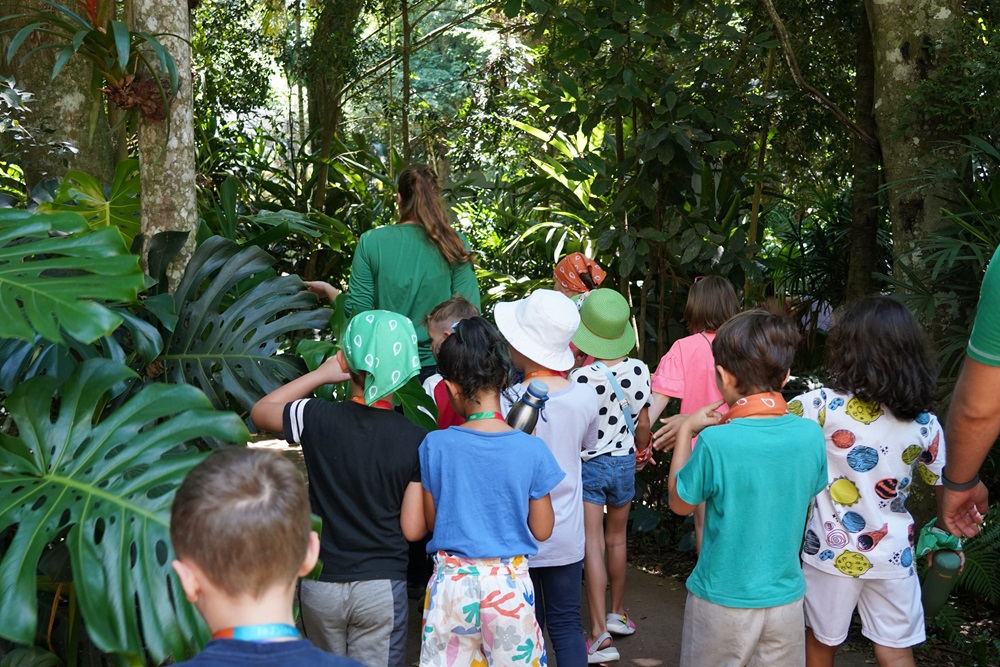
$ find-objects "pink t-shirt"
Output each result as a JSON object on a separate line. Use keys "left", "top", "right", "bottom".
{"left": 651, "top": 332, "right": 729, "bottom": 416}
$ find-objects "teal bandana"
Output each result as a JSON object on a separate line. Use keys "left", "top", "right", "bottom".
{"left": 343, "top": 310, "right": 421, "bottom": 405}
{"left": 916, "top": 517, "right": 963, "bottom": 557}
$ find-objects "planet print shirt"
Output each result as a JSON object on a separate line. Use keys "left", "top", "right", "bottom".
{"left": 790, "top": 388, "right": 947, "bottom": 580}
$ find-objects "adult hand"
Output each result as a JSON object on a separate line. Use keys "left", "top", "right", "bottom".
{"left": 940, "top": 482, "right": 989, "bottom": 539}
{"left": 652, "top": 413, "right": 687, "bottom": 452}
{"left": 304, "top": 280, "right": 340, "bottom": 303}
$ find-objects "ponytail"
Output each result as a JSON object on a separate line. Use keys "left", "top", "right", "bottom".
{"left": 397, "top": 164, "right": 474, "bottom": 265}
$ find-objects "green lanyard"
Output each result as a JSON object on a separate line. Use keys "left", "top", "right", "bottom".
{"left": 465, "top": 411, "right": 504, "bottom": 422}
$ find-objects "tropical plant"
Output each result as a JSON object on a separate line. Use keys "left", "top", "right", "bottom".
{"left": 2, "top": 0, "right": 179, "bottom": 122}
{"left": 38, "top": 159, "right": 141, "bottom": 245}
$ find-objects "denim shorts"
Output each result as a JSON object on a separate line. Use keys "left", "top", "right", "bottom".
{"left": 581, "top": 453, "right": 636, "bottom": 507}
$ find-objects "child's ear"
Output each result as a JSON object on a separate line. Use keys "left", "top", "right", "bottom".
{"left": 172, "top": 559, "right": 202, "bottom": 603}
{"left": 297, "top": 531, "right": 321, "bottom": 577}
{"left": 715, "top": 365, "right": 736, "bottom": 391}
{"left": 780, "top": 369, "right": 791, "bottom": 388}
{"left": 335, "top": 349, "right": 350, "bottom": 374}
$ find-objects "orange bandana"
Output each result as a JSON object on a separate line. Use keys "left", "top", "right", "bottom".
{"left": 723, "top": 392, "right": 789, "bottom": 422}
{"left": 554, "top": 253, "right": 607, "bottom": 294}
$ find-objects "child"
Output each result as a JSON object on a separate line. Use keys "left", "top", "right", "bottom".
{"left": 169, "top": 448, "right": 363, "bottom": 666}
{"left": 413, "top": 316, "right": 565, "bottom": 666}
{"left": 650, "top": 275, "right": 740, "bottom": 553}
{"left": 250, "top": 310, "right": 427, "bottom": 667}
{"left": 669, "top": 310, "right": 827, "bottom": 667}
{"left": 569, "top": 288, "right": 652, "bottom": 663}
{"left": 495, "top": 289, "right": 601, "bottom": 666}
{"left": 421, "top": 295, "right": 480, "bottom": 429}
{"left": 789, "top": 296, "right": 950, "bottom": 667}
{"left": 554, "top": 252, "right": 607, "bottom": 298}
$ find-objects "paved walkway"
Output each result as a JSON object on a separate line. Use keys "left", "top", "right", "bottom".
{"left": 403, "top": 565, "right": 873, "bottom": 666}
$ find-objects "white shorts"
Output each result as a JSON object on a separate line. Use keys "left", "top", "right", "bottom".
{"left": 802, "top": 561, "right": 925, "bottom": 649}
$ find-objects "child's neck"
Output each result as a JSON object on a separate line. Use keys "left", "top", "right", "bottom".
{"left": 520, "top": 360, "right": 569, "bottom": 391}
{"left": 458, "top": 390, "right": 510, "bottom": 432}
{"left": 198, "top": 582, "right": 299, "bottom": 639}
{"left": 595, "top": 356, "right": 627, "bottom": 366}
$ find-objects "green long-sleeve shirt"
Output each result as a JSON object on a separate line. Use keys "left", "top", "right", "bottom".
{"left": 345, "top": 224, "right": 481, "bottom": 367}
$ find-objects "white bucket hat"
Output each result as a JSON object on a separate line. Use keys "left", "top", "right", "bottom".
{"left": 494, "top": 289, "right": 580, "bottom": 371}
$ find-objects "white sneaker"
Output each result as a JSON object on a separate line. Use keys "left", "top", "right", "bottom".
{"left": 606, "top": 612, "right": 636, "bottom": 636}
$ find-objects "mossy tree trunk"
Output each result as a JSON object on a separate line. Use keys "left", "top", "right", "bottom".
{"left": 134, "top": 0, "right": 197, "bottom": 290}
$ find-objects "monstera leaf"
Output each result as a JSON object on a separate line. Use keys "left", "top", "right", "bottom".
{"left": 40, "top": 160, "right": 141, "bottom": 245}
{"left": 161, "top": 236, "right": 330, "bottom": 415}
{"left": 0, "top": 359, "right": 250, "bottom": 663}
{"left": 0, "top": 209, "right": 143, "bottom": 345}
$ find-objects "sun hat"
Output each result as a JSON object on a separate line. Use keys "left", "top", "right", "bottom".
{"left": 342, "top": 310, "right": 421, "bottom": 405}
{"left": 572, "top": 288, "right": 636, "bottom": 359}
{"left": 494, "top": 289, "right": 580, "bottom": 371}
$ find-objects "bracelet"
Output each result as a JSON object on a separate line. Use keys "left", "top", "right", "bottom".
{"left": 941, "top": 471, "right": 981, "bottom": 492}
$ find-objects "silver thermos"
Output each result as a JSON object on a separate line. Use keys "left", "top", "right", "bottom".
{"left": 506, "top": 380, "right": 549, "bottom": 433}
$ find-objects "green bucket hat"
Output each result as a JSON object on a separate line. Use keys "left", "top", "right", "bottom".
{"left": 572, "top": 288, "right": 636, "bottom": 359}
{"left": 343, "top": 310, "right": 421, "bottom": 405}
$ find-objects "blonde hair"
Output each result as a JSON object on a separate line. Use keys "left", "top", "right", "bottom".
{"left": 397, "top": 164, "right": 473, "bottom": 265}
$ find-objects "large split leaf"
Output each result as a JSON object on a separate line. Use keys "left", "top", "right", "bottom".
{"left": 40, "top": 159, "right": 141, "bottom": 245}
{"left": 0, "top": 359, "right": 250, "bottom": 663}
{"left": 161, "top": 236, "right": 330, "bottom": 416}
{"left": 0, "top": 209, "right": 143, "bottom": 345}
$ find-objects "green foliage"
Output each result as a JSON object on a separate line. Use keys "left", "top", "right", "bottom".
{"left": 38, "top": 159, "right": 141, "bottom": 245}
{"left": 0, "top": 209, "right": 143, "bottom": 345}
{"left": 0, "top": 358, "right": 249, "bottom": 662}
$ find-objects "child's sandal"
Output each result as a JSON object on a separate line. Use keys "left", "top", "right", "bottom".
{"left": 586, "top": 632, "right": 620, "bottom": 664}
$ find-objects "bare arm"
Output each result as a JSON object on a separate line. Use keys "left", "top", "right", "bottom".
{"left": 303, "top": 280, "right": 341, "bottom": 302}
{"left": 668, "top": 400, "right": 724, "bottom": 515}
{"left": 400, "top": 481, "right": 427, "bottom": 541}
{"left": 635, "top": 406, "right": 651, "bottom": 453}
{"left": 250, "top": 356, "right": 351, "bottom": 433}
{"left": 422, "top": 489, "right": 437, "bottom": 533}
{"left": 528, "top": 494, "right": 555, "bottom": 541}
{"left": 941, "top": 356, "right": 996, "bottom": 537}
{"left": 647, "top": 392, "right": 671, "bottom": 426}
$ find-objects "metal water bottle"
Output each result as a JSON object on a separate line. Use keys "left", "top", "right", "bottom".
{"left": 506, "top": 380, "right": 549, "bottom": 433}
{"left": 921, "top": 550, "right": 962, "bottom": 619}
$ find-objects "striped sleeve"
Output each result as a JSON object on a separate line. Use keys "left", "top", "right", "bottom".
{"left": 282, "top": 399, "right": 311, "bottom": 444}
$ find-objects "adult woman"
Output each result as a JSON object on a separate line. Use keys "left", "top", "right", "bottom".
{"left": 307, "top": 164, "right": 481, "bottom": 378}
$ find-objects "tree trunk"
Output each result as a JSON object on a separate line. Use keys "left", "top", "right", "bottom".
{"left": 845, "top": 1, "right": 882, "bottom": 304}
{"left": 866, "top": 0, "right": 962, "bottom": 322}
{"left": 401, "top": 0, "right": 411, "bottom": 162}
{"left": 1, "top": 0, "right": 114, "bottom": 192}
{"left": 134, "top": 0, "right": 197, "bottom": 290}
{"left": 306, "top": 0, "right": 365, "bottom": 213}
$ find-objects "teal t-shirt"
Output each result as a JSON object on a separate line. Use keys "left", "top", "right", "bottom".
{"left": 345, "top": 225, "right": 481, "bottom": 367}
{"left": 968, "top": 245, "right": 1000, "bottom": 367}
{"left": 676, "top": 414, "right": 827, "bottom": 608}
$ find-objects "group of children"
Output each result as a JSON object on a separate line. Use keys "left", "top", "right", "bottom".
{"left": 167, "top": 254, "right": 953, "bottom": 667}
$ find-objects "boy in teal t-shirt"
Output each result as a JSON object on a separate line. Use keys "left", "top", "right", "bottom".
{"left": 668, "top": 310, "right": 827, "bottom": 667}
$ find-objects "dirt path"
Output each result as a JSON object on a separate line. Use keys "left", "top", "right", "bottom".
{"left": 403, "top": 565, "right": 874, "bottom": 666}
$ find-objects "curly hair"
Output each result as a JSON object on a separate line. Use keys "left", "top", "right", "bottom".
{"left": 713, "top": 309, "right": 802, "bottom": 394}
{"left": 437, "top": 316, "right": 513, "bottom": 402}
{"left": 826, "top": 296, "right": 936, "bottom": 420}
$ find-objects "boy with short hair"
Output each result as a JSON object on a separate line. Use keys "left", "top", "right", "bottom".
{"left": 250, "top": 310, "right": 427, "bottom": 667}
{"left": 169, "top": 447, "right": 362, "bottom": 666}
{"left": 668, "top": 310, "right": 827, "bottom": 667}
{"left": 421, "top": 295, "right": 480, "bottom": 429}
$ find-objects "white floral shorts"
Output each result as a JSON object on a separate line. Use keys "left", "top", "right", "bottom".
{"left": 419, "top": 552, "right": 547, "bottom": 667}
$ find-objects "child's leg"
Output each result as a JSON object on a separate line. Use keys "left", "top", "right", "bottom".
{"left": 529, "top": 562, "right": 587, "bottom": 666}
{"left": 583, "top": 500, "right": 609, "bottom": 640}
{"left": 872, "top": 645, "right": 916, "bottom": 667}
{"left": 693, "top": 502, "right": 705, "bottom": 555}
{"left": 420, "top": 555, "right": 484, "bottom": 667}
{"left": 605, "top": 500, "right": 631, "bottom": 617}
{"left": 299, "top": 579, "right": 349, "bottom": 655}
{"left": 805, "top": 628, "right": 838, "bottom": 667}
{"left": 479, "top": 556, "right": 546, "bottom": 666}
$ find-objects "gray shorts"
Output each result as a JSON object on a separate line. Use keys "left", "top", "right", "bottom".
{"left": 680, "top": 592, "right": 805, "bottom": 667}
{"left": 299, "top": 578, "right": 408, "bottom": 667}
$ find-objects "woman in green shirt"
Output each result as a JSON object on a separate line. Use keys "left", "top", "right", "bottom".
{"left": 307, "top": 164, "right": 481, "bottom": 378}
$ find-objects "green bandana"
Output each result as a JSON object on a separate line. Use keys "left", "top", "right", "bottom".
{"left": 343, "top": 310, "right": 421, "bottom": 405}
{"left": 916, "top": 517, "right": 963, "bottom": 557}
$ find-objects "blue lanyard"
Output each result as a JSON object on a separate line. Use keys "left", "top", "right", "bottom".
{"left": 212, "top": 623, "right": 299, "bottom": 641}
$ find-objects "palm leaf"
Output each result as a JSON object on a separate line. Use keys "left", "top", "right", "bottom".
{"left": 0, "top": 358, "right": 250, "bottom": 662}
{"left": 0, "top": 210, "right": 143, "bottom": 345}
{"left": 40, "top": 159, "right": 141, "bottom": 245}
{"left": 161, "top": 237, "right": 330, "bottom": 416}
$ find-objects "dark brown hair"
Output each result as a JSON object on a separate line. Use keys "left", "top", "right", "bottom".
{"left": 826, "top": 296, "right": 936, "bottom": 420}
{"left": 684, "top": 276, "right": 740, "bottom": 334}
{"left": 438, "top": 316, "right": 513, "bottom": 402}
{"left": 397, "top": 164, "right": 473, "bottom": 265}
{"left": 713, "top": 309, "right": 801, "bottom": 394}
{"left": 423, "top": 294, "right": 479, "bottom": 327}
{"left": 170, "top": 448, "right": 311, "bottom": 598}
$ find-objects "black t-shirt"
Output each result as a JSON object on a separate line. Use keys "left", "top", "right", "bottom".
{"left": 283, "top": 399, "right": 425, "bottom": 582}
{"left": 174, "top": 639, "right": 363, "bottom": 666}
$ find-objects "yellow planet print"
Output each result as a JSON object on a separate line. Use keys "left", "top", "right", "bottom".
{"left": 834, "top": 550, "right": 873, "bottom": 577}
{"left": 901, "top": 445, "right": 922, "bottom": 465}
{"left": 830, "top": 477, "right": 860, "bottom": 506}
{"left": 845, "top": 397, "right": 883, "bottom": 424}
{"left": 788, "top": 399, "right": 803, "bottom": 417}
{"left": 917, "top": 463, "right": 939, "bottom": 485}
{"left": 818, "top": 406, "right": 826, "bottom": 428}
